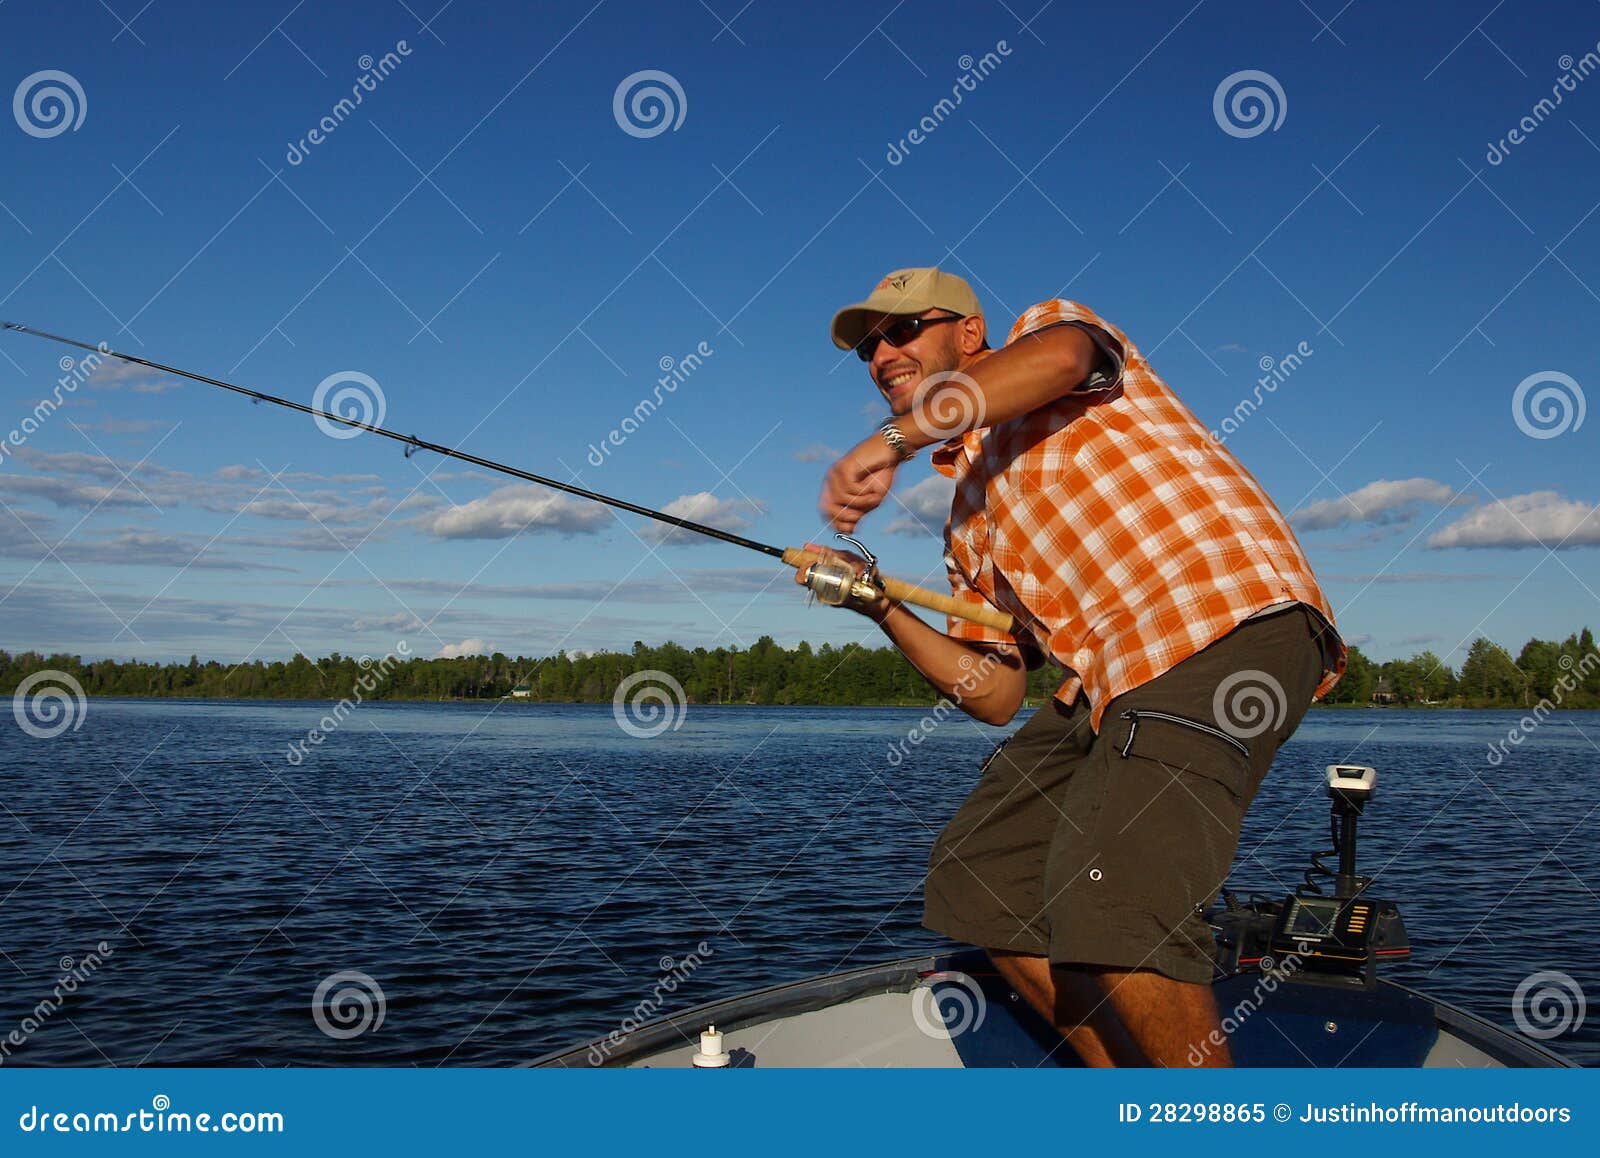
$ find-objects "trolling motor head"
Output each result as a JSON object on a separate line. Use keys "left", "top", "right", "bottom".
{"left": 1327, "top": 763, "right": 1376, "bottom": 815}
{"left": 801, "top": 534, "right": 889, "bottom": 613}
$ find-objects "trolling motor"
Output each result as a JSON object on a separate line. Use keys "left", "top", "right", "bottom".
{"left": 799, "top": 534, "right": 889, "bottom": 613}
{"left": 1212, "top": 765, "right": 1410, "bottom": 990}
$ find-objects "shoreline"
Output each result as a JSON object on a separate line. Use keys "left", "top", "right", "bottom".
{"left": 47, "top": 694, "right": 1588, "bottom": 712}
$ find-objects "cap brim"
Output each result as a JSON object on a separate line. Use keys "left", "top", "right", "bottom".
{"left": 829, "top": 303, "right": 880, "bottom": 351}
{"left": 830, "top": 294, "right": 931, "bottom": 350}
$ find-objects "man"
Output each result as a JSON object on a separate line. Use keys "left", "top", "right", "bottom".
{"left": 806, "top": 268, "right": 1345, "bottom": 1067}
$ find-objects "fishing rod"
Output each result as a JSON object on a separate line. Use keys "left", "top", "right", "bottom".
{"left": 2, "top": 321, "right": 1014, "bottom": 632}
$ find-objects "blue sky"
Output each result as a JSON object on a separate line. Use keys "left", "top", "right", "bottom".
{"left": 1, "top": 0, "right": 1597, "bottom": 668}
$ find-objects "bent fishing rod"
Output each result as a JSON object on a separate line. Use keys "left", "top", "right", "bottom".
{"left": 2, "top": 321, "right": 1014, "bottom": 632}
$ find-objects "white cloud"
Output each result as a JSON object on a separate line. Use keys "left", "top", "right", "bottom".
{"left": 1427, "top": 490, "right": 1600, "bottom": 549}
{"left": 885, "top": 475, "right": 954, "bottom": 537}
{"left": 351, "top": 612, "right": 426, "bottom": 634}
{"left": 374, "top": 568, "right": 779, "bottom": 601}
{"left": 415, "top": 484, "right": 610, "bottom": 539}
{"left": 1291, "top": 478, "right": 1462, "bottom": 531}
{"left": 435, "top": 638, "right": 491, "bottom": 658}
{"left": 88, "top": 358, "right": 182, "bottom": 393}
{"left": 97, "top": 417, "right": 167, "bottom": 435}
{"left": 1320, "top": 570, "right": 1505, "bottom": 584}
{"left": 641, "top": 492, "right": 766, "bottom": 545}
{"left": 793, "top": 443, "right": 840, "bottom": 463}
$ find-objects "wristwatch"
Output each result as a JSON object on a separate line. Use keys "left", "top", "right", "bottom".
{"left": 879, "top": 420, "right": 915, "bottom": 462}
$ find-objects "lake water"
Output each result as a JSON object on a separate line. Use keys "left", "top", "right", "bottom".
{"left": 0, "top": 700, "right": 1595, "bottom": 1066}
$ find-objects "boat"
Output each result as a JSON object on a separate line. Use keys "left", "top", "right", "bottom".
{"left": 535, "top": 765, "right": 1575, "bottom": 1068}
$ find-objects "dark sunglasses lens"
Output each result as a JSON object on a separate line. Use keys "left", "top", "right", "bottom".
{"left": 856, "top": 318, "right": 922, "bottom": 361}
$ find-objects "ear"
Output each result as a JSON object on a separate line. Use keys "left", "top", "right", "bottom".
{"left": 956, "top": 313, "right": 987, "bottom": 355}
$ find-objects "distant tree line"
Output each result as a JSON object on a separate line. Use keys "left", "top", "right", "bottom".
{"left": 2, "top": 627, "right": 1597, "bottom": 710}
{"left": 1319, "top": 628, "right": 1600, "bottom": 708}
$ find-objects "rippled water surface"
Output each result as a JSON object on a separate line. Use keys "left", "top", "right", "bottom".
{"left": 1, "top": 701, "right": 1595, "bottom": 1065}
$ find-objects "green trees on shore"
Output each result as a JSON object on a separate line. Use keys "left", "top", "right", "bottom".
{"left": 2, "top": 627, "right": 1596, "bottom": 709}
{"left": 1318, "top": 628, "right": 1599, "bottom": 708}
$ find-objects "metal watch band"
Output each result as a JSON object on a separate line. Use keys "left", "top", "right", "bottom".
{"left": 879, "top": 421, "right": 915, "bottom": 462}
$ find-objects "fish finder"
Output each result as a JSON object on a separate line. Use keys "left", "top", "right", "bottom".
{"left": 1211, "top": 764, "right": 1410, "bottom": 989}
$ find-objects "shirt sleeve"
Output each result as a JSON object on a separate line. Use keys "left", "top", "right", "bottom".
{"left": 943, "top": 546, "right": 1046, "bottom": 669}
{"left": 1006, "top": 300, "right": 1125, "bottom": 395}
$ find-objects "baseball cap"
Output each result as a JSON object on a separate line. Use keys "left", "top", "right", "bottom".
{"left": 829, "top": 267, "right": 984, "bottom": 351}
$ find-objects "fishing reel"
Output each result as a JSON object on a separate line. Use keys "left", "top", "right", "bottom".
{"left": 800, "top": 534, "right": 888, "bottom": 613}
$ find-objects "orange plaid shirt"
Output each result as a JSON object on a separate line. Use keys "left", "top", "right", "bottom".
{"left": 934, "top": 300, "right": 1345, "bottom": 732}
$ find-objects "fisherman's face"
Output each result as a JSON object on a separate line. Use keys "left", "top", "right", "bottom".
{"left": 863, "top": 309, "right": 966, "bottom": 416}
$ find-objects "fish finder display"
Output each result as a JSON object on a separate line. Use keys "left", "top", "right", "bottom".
{"left": 1289, "top": 898, "right": 1341, "bottom": 935}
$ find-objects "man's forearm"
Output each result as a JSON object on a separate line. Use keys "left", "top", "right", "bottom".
{"left": 869, "top": 601, "right": 1026, "bottom": 726}
{"left": 896, "top": 324, "right": 1096, "bottom": 452}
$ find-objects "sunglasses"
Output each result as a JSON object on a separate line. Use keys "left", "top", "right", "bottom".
{"left": 855, "top": 313, "right": 962, "bottom": 361}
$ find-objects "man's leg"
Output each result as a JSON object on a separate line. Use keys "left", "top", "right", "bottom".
{"left": 991, "top": 951, "right": 1227, "bottom": 1067}
{"left": 923, "top": 697, "right": 1098, "bottom": 973}
{"left": 1092, "top": 966, "right": 1231, "bottom": 1067}
{"left": 1030, "top": 607, "right": 1328, "bottom": 1066}
{"left": 989, "top": 950, "right": 1147, "bottom": 1067}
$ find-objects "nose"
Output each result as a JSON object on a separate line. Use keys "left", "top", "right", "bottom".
{"left": 871, "top": 339, "right": 905, "bottom": 377}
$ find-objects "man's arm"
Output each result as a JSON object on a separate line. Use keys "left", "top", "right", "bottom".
{"left": 898, "top": 322, "right": 1102, "bottom": 453}
{"left": 820, "top": 324, "right": 1103, "bottom": 532}
{"left": 793, "top": 544, "right": 1027, "bottom": 725}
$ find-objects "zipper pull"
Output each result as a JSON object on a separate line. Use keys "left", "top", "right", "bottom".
{"left": 1119, "top": 709, "right": 1139, "bottom": 758}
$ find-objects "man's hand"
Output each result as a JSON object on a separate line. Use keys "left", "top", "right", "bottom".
{"left": 819, "top": 433, "right": 900, "bottom": 533}
{"left": 791, "top": 541, "right": 891, "bottom": 619}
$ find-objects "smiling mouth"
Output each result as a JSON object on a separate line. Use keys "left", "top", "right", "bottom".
{"left": 882, "top": 370, "right": 917, "bottom": 392}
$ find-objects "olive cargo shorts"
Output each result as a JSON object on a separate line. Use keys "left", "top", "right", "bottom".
{"left": 923, "top": 604, "right": 1332, "bottom": 984}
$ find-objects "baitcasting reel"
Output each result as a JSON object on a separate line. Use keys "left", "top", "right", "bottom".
{"left": 801, "top": 534, "right": 888, "bottom": 613}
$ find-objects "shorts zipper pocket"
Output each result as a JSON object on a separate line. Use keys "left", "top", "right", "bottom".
{"left": 1118, "top": 709, "right": 1250, "bottom": 760}
{"left": 979, "top": 737, "right": 1012, "bottom": 774}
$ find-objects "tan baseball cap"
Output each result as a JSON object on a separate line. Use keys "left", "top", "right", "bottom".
{"left": 830, "top": 267, "right": 984, "bottom": 350}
